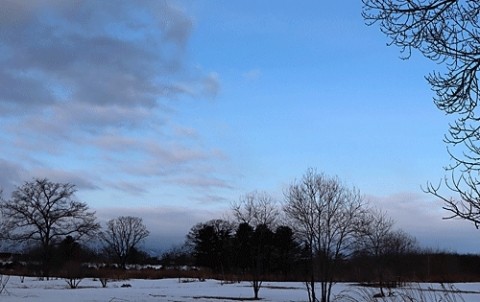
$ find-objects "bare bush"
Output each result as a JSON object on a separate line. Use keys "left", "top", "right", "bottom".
{"left": 100, "top": 278, "right": 108, "bottom": 288}
{"left": 65, "top": 277, "right": 82, "bottom": 289}
{"left": 61, "top": 261, "right": 84, "bottom": 289}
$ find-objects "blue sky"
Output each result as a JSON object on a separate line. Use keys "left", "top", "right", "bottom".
{"left": 0, "top": 0, "right": 477, "bottom": 253}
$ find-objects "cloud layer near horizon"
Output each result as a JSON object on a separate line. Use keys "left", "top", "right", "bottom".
{"left": 0, "top": 0, "right": 229, "bottom": 203}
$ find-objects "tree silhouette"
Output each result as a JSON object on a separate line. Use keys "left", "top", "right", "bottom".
{"left": 100, "top": 216, "right": 149, "bottom": 269}
{"left": 284, "top": 169, "right": 366, "bottom": 302}
{"left": 363, "top": 0, "right": 480, "bottom": 228}
{"left": 186, "top": 219, "right": 234, "bottom": 273}
{"left": 0, "top": 178, "right": 99, "bottom": 278}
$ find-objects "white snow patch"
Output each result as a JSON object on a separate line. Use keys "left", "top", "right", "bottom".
{"left": 0, "top": 277, "right": 479, "bottom": 301}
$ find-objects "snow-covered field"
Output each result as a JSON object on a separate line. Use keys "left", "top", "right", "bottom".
{"left": 1, "top": 276, "right": 480, "bottom": 301}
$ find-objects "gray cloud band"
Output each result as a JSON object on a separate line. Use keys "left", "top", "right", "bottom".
{"left": 0, "top": 0, "right": 227, "bottom": 197}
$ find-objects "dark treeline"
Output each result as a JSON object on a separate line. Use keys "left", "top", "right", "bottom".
{"left": 163, "top": 219, "right": 480, "bottom": 284}
{"left": 3, "top": 222, "right": 480, "bottom": 284}
{"left": 347, "top": 252, "right": 480, "bottom": 283}
{"left": 0, "top": 236, "right": 158, "bottom": 278}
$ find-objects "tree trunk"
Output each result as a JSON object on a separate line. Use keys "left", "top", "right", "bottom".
{"left": 252, "top": 279, "right": 262, "bottom": 299}
{"left": 42, "top": 243, "right": 52, "bottom": 280}
{"left": 306, "top": 275, "right": 316, "bottom": 302}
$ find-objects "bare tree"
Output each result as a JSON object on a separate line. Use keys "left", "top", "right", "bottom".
{"left": 384, "top": 229, "right": 418, "bottom": 255}
{"left": 357, "top": 209, "right": 398, "bottom": 297}
{"left": 357, "top": 212, "right": 418, "bottom": 297}
{"left": 232, "top": 191, "right": 280, "bottom": 228}
{"left": 100, "top": 216, "right": 150, "bottom": 269}
{"left": 358, "top": 209, "right": 394, "bottom": 256}
{"left": 363, "top": 0, "right": 480, "bottom": 227}
{"left": 0, "top": 178, "right": 99, "bottom": 278}
{"left": 284, "top": 168, "right": 367, "bottom": 302}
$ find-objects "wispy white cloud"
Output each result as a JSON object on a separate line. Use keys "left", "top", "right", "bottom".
{"left": 193, "top": 194, "right": 230, "bottom": 205}
{"left": 173, "top": 176, "right": 234, "bottom": 190}
{"left": 202, "top": 72, "right": 220, "bottom": 97}
{"left": 242, "top": 68, "right": 262, "bottom": 81}
{"left": 173, "top": 125, "right": 200, "bottom": 140}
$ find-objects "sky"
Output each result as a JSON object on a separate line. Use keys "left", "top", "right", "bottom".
{"left": 0, "top": 0, "right": 478, "bottom": 254}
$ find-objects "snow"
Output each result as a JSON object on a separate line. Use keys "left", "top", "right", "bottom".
{"left": 0, "top": 276, "right": 479, "bottom": 301}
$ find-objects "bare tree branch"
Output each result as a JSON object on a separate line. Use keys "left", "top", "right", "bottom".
{"left": 231, "top": 191, "right": 280, "bottom": 229}
{"left": 364, "top": 0, "right": 480, "bottom": 228}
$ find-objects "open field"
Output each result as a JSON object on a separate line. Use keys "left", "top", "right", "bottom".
{"left": 1, "top": 277, "right": 480, "bottom": 301}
